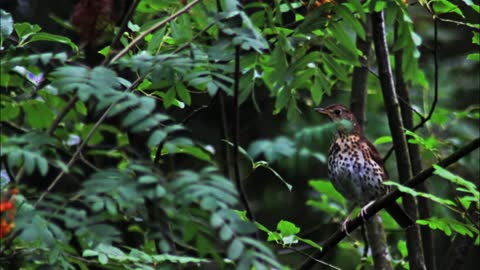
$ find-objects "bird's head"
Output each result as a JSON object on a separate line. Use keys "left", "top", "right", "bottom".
{"left": 315, "top": 104, "right": 361, "bottom": 134}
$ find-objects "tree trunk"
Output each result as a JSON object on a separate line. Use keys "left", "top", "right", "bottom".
{"left": 394, "top": 20, "right": 436, "bottom": 270}
{"left": 371, "top": 11, "right": 426, "bottom": 270}
{"left": 350, "top": 16, "right": 393, "bottom": 270}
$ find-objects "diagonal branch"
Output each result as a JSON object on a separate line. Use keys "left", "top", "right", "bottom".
{"left": 102, "top": 0, "right": 141, "bottom": 65}
{"left": 298, "top": 137, "right": 480, "bottom": 270}
{"left": 109, "top": 0, "right": 202, "bottom": 64}
{"left": 33, "top": 75, "right": 144, "bottom": 207}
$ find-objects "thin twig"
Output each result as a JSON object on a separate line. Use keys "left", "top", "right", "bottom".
{"left": 284, "top": 247, "right": 341, "bottom": 270}
{"left": 298, "top": 137, "right": 480, "bottom": 270}
{"left": 102, "top": 0, "right": 141, "bottom": 65}
{"left": 47, "top": 94, "right": 79, "bottom": 136}
{"left": 109, "top": 0, "right": 202, "bottom": 64}
{"left": 232, "top": 45, "right": 256, "bottom": 228}
{"left": 34, "top": 100, "right": 117, "bottom": 207}
{"left": 33, "top": 75, "right": 144, "bottom": 207}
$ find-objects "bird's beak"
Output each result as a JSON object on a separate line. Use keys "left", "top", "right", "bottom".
{"left": 315, "top": 107, "right": 328, "bottom": 115}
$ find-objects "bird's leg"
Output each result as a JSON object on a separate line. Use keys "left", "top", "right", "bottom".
{"left": 341, "top": 204, "right": 357, "bottom": 235}
{"left": 359, "top": 200, "right": 376, "bottom": 222}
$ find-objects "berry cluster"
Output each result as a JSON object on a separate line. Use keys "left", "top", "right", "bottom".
{"left": 0, "top": 188, "right": 18, "bottom": 239}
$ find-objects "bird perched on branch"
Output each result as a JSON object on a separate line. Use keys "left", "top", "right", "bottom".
{"left": 316, "top": 104, "right": 413, "bottom": 232}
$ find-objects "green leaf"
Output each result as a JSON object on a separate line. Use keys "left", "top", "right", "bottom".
{"left": 98, "top": 253, "right": 108, "bottom": 265}
{"left": 228, "top": 239, "right": 244, "bottom": 260}
{"left": 26, "top": 32, "right": 78, "bottom": 52}
{"left": 152, "top": 254, "right": 209, "bottom": 264}
{"left": 472, "top": 31, "right": 480, "bottom": 45}
{"left": 397, "top": 240, "right": 408, "bottom": 257}
{"left": 23, "top": 152, "right": 36, "bottom": 175}
{"left": 433, "top": 165, "right": 479, "bottom": 199}
{"left": 82, "top": 250, "right": 99, "bottom": 257}
{"left": 335, "top": 5, "right": 365, "bottom": 40}
{"left": 36, "top": 155, "right": 48, "bottom": 176}
{"left": 276, "top": 220, "right": 300, "bottom": 236}
{"left": 147, "top": 130, "right": 167, "bottom": 148}
{"left": 254, "top": 161, "right": 292, "bottom": 191}
{"left": 0, "top": 102, "right": 20, "bottom": 121}
{"left": 417, "top": 217, "right": 478, "bottom": 238}
{"left": 297, "top": 237, "right": 322, "bottom": 250}
{"left": 374, "top": 0, "right": 387, "bottom": 12}
{"left": 1, "top": 10, "right": 13, "bottom": 40}
{"left": 210, "top": 213, "right": 223, "bottom": 228}
{"left": 220, "top": 225, "right": 233, "bottom": 241}
{"left": 147, "top": 29, "right": 165, "bottom": 53}
{"left": 175, "top": 145, "right": 212, "bottom": 162}
{"left": 309, "top": 180, "right": 346, "bottom": 206}
{"left": 467, "top": 52, "right": 480, "bottom": 62}
{"left": 14, "top": 22, "right": 41, "bottom": 42}
{"left": 175, "top": 82, "right": 191, "bottom": 105}
{"left": 433, "top": 0, "right": 465, "bottom": 17}
{"left": 98, "top": 46, "right": 110, "bottom": 56}
{"left": 311, "top": 75, "right": 324, "bottom": 105}
{"left": 384, "top": 181, "right": 456, "bottom": 207}
{"left": 322, "top": 54, "right": 348, "bottom": 82}
{"left": 373, "top": 136, "right": 392, "bottom": 145}
{"left": 404, "top": 130, "right": 439, "bottom": 154}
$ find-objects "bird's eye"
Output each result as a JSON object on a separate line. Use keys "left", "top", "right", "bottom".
{"left": 334, "top": 109, "right": 341, "bottom": 115}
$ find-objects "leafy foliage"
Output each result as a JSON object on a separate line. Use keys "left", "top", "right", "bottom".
{"left": 0, "top": 0, "right": 479, "bottom": 269}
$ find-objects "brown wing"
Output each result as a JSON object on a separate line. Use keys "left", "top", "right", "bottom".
{"left": 362, "top": 136, "right": 389, "bottom": 181}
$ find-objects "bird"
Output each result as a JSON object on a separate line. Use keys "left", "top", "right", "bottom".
{"left": 316, "top": 104, "right": 414, "bottom": 232}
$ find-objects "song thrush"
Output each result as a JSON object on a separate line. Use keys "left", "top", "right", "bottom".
{"left": 316, "top": 104, "right": 413, "bottom": 231}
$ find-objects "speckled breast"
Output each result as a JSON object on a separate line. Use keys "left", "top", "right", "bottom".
{"left": 327, "top": 134, "right": 386, "bottom": 204}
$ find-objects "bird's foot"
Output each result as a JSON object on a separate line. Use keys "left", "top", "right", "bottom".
{"left": 360, "top": 201, "right": 376, "bottom": 223}
{"left": 341, "top": 211, "right": 354, "bottom": 235}
{"left": 341, "top": 219, "right": 351, "bottom": 235}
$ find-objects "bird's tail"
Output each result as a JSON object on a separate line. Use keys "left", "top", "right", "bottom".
{"left": 385, "top": 202, "right": 415, "bottom": 228}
